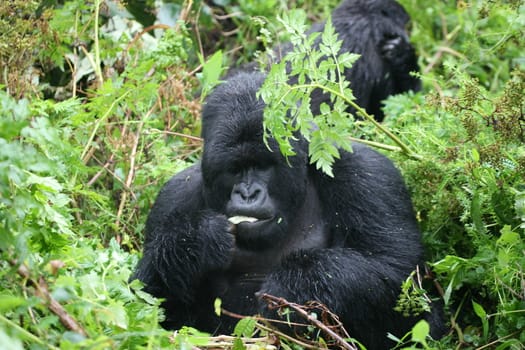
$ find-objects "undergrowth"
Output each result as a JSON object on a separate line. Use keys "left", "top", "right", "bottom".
{"left": 0, "top": 0, "right": 523, "bottom": 349}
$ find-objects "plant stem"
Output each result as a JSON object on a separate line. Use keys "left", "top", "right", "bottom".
{"left": 93, "top": 0, "right": 103, "bottom": 86}
{"left": 285, "top": 83, "right": 423, "bottom": 160}
{"left": 80, "top": 90, "right": 131, "bottom": 163}
{"left": 0, "top": 314, "right": 60, "bottom": 350}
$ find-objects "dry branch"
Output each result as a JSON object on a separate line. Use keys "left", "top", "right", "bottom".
{"left": 260, "top": 293, "right": 358, "bottom": 350}
{"left": 14, "top": 261, "right": 88, "bottom": 337}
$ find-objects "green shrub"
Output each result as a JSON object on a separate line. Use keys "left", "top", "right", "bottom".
{"left": 0, "top": 0, "right": 523, "bottom": 349}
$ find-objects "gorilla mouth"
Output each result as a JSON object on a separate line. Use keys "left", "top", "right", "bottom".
{"left": 228, "top": 215, "right": 259, "bottom": 225}
{"left": 228, "top": 215, "right": 279, "bottom": 247}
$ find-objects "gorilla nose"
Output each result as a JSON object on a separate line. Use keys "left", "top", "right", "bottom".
{"left": 229, "top": 182, "right": 270, "bottom": 215}
{"left": 232, "top": 183, "right": 264, "bottom": 204}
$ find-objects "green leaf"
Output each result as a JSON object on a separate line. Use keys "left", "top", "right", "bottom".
{"left": 233, "top": 317, "right": 256, "bottom": 338}
{"left": 411, "top": 320, "right": 430, "bottom": 344}
{"left": 472, "top": 300, "right": 486, "bottom": 318}
{"left": 214, "top": 298, "right": 222, "bottom": 316}
{"left": 232, "top": 337, "right": 246, "bottom": 350}
{"left": 174, "top": 327, "right": 211, "bottom": 347}
{"left": 471, "top": 191, "right": 486, "bottom": 234}
{"left": 0, "top": 295, "right": 26, "bottom": 312}
{"left": 199, "top": 50, "right": 225, "bottom": 98}
{"left": 107, "top": 301, "right": 128, "bottom": 329}
{"left": 497, "top": 225, "right": 520, "bottom": 245}
{"left": 472, "top": 300, "right": 489, "bottom": 340}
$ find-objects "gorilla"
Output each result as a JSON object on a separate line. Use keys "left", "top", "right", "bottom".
{"left": 325, "top": 0, "right": 421, "bottom": 120}
{"left": 132, "top": 71, "right": 444, "bottom": 349}
{"left": 234, "top": 0, "right": 421, "bottom": 122}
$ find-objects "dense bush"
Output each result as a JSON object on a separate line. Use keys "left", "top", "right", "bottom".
{"left": 0, "top": 0, "right": 523, "bottom": 349}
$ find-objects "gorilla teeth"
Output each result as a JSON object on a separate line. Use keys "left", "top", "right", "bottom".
{"left": 228, "top": 216, "right": 258, "bottom": 224}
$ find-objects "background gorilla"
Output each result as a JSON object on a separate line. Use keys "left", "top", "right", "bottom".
{"left": 132, "top": 71, "right": 444, "bottom": 349}
{"left": 234, "top": 0, "right": 421, "bottom": 122}
{"left": 324, "top": 0, "right": 421, "bottom": 121}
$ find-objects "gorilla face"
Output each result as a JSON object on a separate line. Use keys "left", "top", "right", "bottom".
{"left": 201, "top": 72, "right": 309, "bottom": 249}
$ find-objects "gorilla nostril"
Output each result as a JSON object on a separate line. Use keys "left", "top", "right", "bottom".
{"left": 248, "top": 189, "right": 261, "bottom": 202}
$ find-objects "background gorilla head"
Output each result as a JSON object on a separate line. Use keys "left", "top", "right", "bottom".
{"left": 200, "top": 72, "right": 310, "bottom": 249}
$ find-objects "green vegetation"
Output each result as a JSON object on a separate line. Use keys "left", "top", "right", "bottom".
{"left": 0, "top": 0, "right": 523, "bottom": 349}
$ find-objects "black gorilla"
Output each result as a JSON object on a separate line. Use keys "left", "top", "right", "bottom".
{"left": 235, "top": 0, "right": 421, "bottom": 122}
{"left": 317, "top": 0, "right": 421, "bottom": 120}
{"left": 132, "top": 71, "right": 444, "bottom": 349}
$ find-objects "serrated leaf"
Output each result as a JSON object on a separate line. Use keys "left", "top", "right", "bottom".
{"left": 497, "top": 225, "right": 519, "bottom": 245}
{"left": 339, "top": 52, "right": 361, "bottom": 68}
{"left": 471, "top": 191, "right": 486, "bottom": 234}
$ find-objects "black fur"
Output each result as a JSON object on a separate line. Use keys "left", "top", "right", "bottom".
{"left": 322, "top": 0, "right": 421, "bottom": 120}
{"left": 132, "top": 71, "right": 444, "bottom": 349}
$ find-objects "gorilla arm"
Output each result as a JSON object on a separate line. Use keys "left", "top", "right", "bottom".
{"left": 132, "top": 164, "right": 235, "bottom": 306}
{"left": 259, "top": 247, "right": 416, "bottom": 344}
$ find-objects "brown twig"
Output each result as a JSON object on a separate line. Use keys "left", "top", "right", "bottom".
{"left": 220, "top": 308, "right": 306, "bottom": 328}
{"left": 125, "top": 24, "right": 172, "bottom": 53}
{"left": 86, "top": 153, "right": 115, "bottom": 187}
{"left": 220, "top": 308, "right": 320, "bottom": 349}
{"left": 424, "top": 264, "right": 445, "bottom": 299}
{"left": 180, "top": 334, "right": 278, "bottom": 349}
{"left": 115, "top": 103, "right": 157, "bottom": 231}
{"left": 260, "top": 294, "right": 357, "bottom": 350}
{"left": 13, "top": 261, "right": 88, "bottom": 337}
{"left": 475, "top": 331, "right": 521, "bottom": 350}
{"left": 255, "top": 322, "right": 319, "bottom": 349}
{"left": 146, "top": 129, "right": 203, "bottom": 142}
{"left": 175, "top": 0, "right": 193, "bottom": 31}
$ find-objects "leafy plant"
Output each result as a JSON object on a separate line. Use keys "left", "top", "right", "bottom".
{"left": 258, "top": 10, "right": 419, "bottom": 176}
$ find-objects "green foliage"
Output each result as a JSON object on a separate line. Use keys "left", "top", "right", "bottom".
{"left": 0, "top": 0, "right": 524, "bottom": 349}
{"left": 0, "top": 93, "right": 76, "bottom": 260}
{"left": 0, "top": 0, "right": 52, "bottom": 96}
{"left": 259, "top": 10, "right": 359, "bottom": 176}
{"left": 395, "top": 272, "right": 432, "bottom": 318}
{"left": 258, "top": 10, "right": 421, "bottom": 176}
{"left": 233, "top": 317, "right": 256, "bottom": 338}
{"left": 381, "top": 2, "right": 524, "bottom": 346}
{"left": 0, "top": 87, "right": 172, "bottom": 348}
{"left": 389, "top": 320, "right": 433, "bottom": 350}
{"left": 0, "top": 0, "right": 220, "bottom": 348}
{"left": 172, "top": 327, "right": 211, "bottom": 349}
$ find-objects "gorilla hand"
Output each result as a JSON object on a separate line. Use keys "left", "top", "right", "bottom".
{"left": 380, "top": 33, "right": 410, "bottom": 63}
{"left": 379, "top": 32, "right": 421, "bottom": 92}
{"left": 190, "top": 211, "right": 237, "bottom": 272}
{"left": 140, "top": 209, "right": 236, "bottom": 300}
